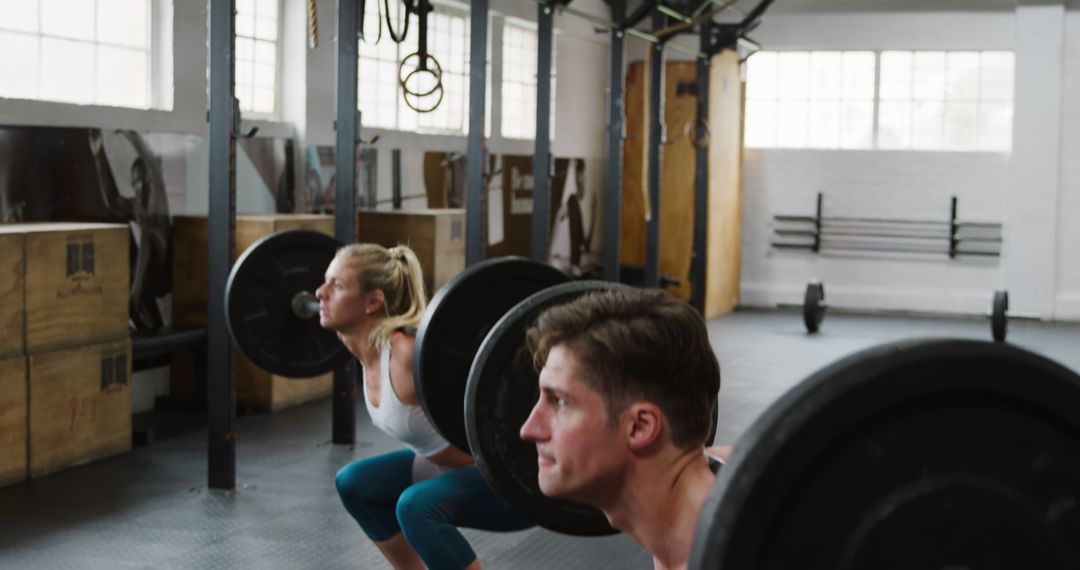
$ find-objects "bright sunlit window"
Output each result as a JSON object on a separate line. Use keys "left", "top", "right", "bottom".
{"left": 501, "top": 21, "right": 555, "bottom": 140}
{"left": 235, "top": 0, "right": 279, "bottom": 116}
{"left": 0, "top": 0, "right": 153, "bottom": 108}
{"left": 745, "top": 50, "right": 1014, "bottom": 152}
{"left": 358, "top": 1, "right": 471, "bottom": 134}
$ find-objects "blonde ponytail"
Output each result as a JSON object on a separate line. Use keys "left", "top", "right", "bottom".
{"left": 334, "top": 243, "right": 427, "bottom": 348}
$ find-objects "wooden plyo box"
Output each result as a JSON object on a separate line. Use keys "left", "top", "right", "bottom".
{"left": 171, "top": 214, "right": 334, "bottom": 412}
{"left": 0, "top": 223, "right": 130, "bottom": 355}
{"left": 0, "top": 355, "right": 27, "bottom": 487}
{"left": 356, "top": 209, "right": 466, "bottom": 298}
{"left": 29, "top": 340, "right": 131, "bottom": 479}
{"left": 0, "top": 231, "right": 24, "bottom": 358}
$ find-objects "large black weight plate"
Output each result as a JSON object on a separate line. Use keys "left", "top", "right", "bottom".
{"left": 465, "top": 281, "right": 627, "bottom": 535}
{"left": 414, "top": 257, "right": 569, "bottom": 453}
{"left": 465, "top": 282, "right": 721, "bottom": 536}
{"left": 803, "top": 280, "right": 826, "bottom": 333}
{"left": 225, "top": 230, "right": 350, "bottom": 378}
{"left": 992, "top": 289, "right": 1008, "bottom": 342}
{"left": 690, "top": 339, "right": 1080, "bottom": 570}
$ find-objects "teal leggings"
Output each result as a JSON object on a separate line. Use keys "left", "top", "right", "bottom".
{"left": 335, "top": 449, "right": 535, "bottom": 569}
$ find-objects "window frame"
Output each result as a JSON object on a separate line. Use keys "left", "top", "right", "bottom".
{"left": 234, "top": 0, "right": 284, "bottom": 119}
{"left": 744, "top": 49, "right": 1015, "bottom": 153}
{"left": 0, "top": 0, "right": 158, "bottom": 110}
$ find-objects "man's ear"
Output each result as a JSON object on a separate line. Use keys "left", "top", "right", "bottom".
{"left": 625, "top": 402, "right": 664, "bottom": 451}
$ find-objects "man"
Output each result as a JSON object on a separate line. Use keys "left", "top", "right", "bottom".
{"left": 520, "top": 288, "right": 728, "bottom": 570}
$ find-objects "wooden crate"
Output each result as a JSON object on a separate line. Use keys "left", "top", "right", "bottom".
{"left": 0, "top": 231, "right": 24, "bottom": 358}
{"left": 0, "top": 223, "right": 129, "bottom": 354}
{"left": 356, "top": 209, "right": 466, "bottom": 297}
{"left": 0, "top": 355, "right": 27, "bottom": 487}
{"left": 29, "top": 340, "right": 131, "bottom": 478}
{"left": 171, "top": 214, "right": 335, "bottom": 412}
{"left": 172, "top": 214, "right": 335, "bottom": 328}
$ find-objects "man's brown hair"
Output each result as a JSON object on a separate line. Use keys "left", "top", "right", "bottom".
{"left": 526, "top": 288, "right": 720, "bottom": 449}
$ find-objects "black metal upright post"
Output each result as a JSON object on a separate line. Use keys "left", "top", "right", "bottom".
{"left": 644, "top": 12, "right": 665, "bottom": 288}
{"left": 207, "top": 0, "right": 237, "bottom": 490}
{"left": 690, "top": 23, "right": 712, "bottom": 313}
{"left": 532, "top": 3, "right": 554, "bottom": 262}
{"left": 333, "top": 0, "right": 359, "bottom": 444}
{"left": 465, "top": 0, "right": 489, "bottom": 266}
{"left": 603, "top": 0, "right": 626, "bottom": 283}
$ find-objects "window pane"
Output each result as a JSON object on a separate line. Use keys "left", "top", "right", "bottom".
{"left": 236, "top": 11, "right": 255, "bottom": 37}
{"left": 808, "top": 100, "right": 840, "bottom": 148}
{"left": 0, "top": 32, "right": 40, "bottom": 98}
{"left": 912, "top": 100, "right": 944, "bottom": 149}
{"left": 255, "top": 17, "right": 277, "bottom": 41}
{"left": 913, "top": 51, "right": 946, "bottom": 101}
{"left": 839, "top": 101, "right": 873, "bottom": 149}
{"left": 41, "top": 37, "right": 95, "bottom": 103}
{"left": 842, "top": 52, "right": 875, "bottom": 100}
{"left": 254, "top": 39, "right": 275, "bottom": 65}
{"left": 236, "top": 59, "right": 254, "bottom": 87}
{"left": 978, "top": 102, "right": 1012, "bottom": 151}
{"left": 1, "top": 0, "right": 40, "bottom": 33}
{"left": 880, "top": 51, "right": 912, "bottom": 100}
{"left": 777, "top": 52, "right": 809, "bottom": 100}
{"left": 808, "top": 52, "right": 841, "bottom": 101}
{"left": 744, "top": 100, "right": 776, "bottom": 148}
{"left": 253, "top": 87, "right": 274, "bottom": 114}
{"left": 237, "top": 37, "right": 255, "bottom": 62}
{"left": 945, "top": 52, "right": 979, "bottom": 100}
{"left": 97, "top": 0, "right": 147, "bottom": 48}
{"left": 776, "top": 100, "right": 808, "bottom": 147}
{"left": 96, "top": 45, "right": 147, "bottom": 107}
{"left": 255, "top": 0, "right": 277, "bottom": 21}
{"left": 944, "top": 101, "right": 977, "bottom": 150}
{"left": 254, "top": 62, "right": 275, "bottom": 89}
{"left": 42, "top": 0, "right": 94, "bottom": 40}
{"left": 878, "top": 101, "right": 912, "bottom": 150}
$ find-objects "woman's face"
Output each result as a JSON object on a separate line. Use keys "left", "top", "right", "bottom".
{"left": 315, "top": 256, "right": 372, "bottom": 332}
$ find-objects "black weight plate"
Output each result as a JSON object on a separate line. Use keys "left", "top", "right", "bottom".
{"left": 225, "top": 230, "right": 349, "bottom": 378}
{"left": 465, "top": 281, "right": 628, "bottom": 535}
{"left": 690, "top": 339, "right": 1080, "bottom": 570}
{"left": 992, "top": 289, "right": 1009, "bottom": 342}
{"left": 803, "top": 281, "right": 825, "bottom": 333}
{"left": 414, "top": 257, "right": 570, "bottom": 453}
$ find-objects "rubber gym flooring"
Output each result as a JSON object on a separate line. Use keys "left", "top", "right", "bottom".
{"left": 1, "top": 309, "right": 1077, "bottom": 569}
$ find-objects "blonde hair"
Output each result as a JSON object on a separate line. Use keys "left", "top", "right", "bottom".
{"left": 335, "top": 243, "right": 427, "bottom": 347}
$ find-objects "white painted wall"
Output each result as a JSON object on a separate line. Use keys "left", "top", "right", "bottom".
{"left": 1057, "top": 8, "right": 1080, "bottom": 319}
{"left": 737, "top": 9, "right": 1080, "bottom": 319}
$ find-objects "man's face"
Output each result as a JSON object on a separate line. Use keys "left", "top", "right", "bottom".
{"left": 520, "top": 344, "right": 628, "bottom": 504}
{"left": 315, "top": 256, "right": 367, "bottom": 332}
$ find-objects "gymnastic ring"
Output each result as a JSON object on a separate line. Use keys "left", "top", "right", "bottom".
{"left": 403, "top": 80, "right": 444, "bottom": 113}
{"left": 398, "top": 52, "right": 443, "bottom": 98}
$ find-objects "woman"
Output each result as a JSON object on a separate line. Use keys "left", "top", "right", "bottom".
{"left": 317, "top": 243, "right": 534, "bottom": 569}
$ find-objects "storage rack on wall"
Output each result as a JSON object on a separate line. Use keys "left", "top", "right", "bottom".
{"left": 771, "top": 193, "right": 1003, "bottom": 258}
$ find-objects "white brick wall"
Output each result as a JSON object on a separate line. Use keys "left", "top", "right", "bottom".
{"left": 739, "top": 8, "right": 1080, "bottom": 321}
{"left": 741, "top": 150, "right": 1009, "bottom": 314}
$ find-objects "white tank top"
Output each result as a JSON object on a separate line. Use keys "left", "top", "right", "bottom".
{"left": 363, "top": 344, "right": 451, "bottom": 458}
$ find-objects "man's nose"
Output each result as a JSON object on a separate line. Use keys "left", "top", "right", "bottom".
{"left": 520, "top": 401, "right": 546, "bottom": 442}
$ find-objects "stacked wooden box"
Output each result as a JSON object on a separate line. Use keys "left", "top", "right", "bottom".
{"left": 172, "top": 215, "right": 334, "bottom": 412}
{"left": 356, "top": 209, "right": 466, "bottom": 298}
{"left": 0, "top": 223, "right": 131, "bottom": 487}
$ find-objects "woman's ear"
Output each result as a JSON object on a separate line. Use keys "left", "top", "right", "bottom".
{"left": 625, "top": 402, "right": 664, "bottom": 451}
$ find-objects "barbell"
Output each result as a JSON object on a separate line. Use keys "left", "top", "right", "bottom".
{"left": 797, "top": 280, "right": 1012, "bottom": 343}
{"left": 224, "top": 231, "right": 1080, "bottom": 562}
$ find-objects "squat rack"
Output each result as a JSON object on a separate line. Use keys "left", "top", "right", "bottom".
{"left": 206, "top": 0, "right": 772, "bottom": 489}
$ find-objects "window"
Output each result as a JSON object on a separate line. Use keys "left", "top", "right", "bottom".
{"left": 500, "top": 21, "right": 555, "bottom": 140}
{"left": 745, "top": 51, "right": 875, "bottom": 149}
{"left": 358, "top": 1, "right": 471, "bottom": 134}
{"left": 235, "top": 0, "right": 279, "bottom": 116}
{"left": 0, "top": 0, "right": 153, "bottom": 108}
{"left": 878, "top": 51, "right": 1013, "bottom": 151}
{"left": 745, "top": 50, "right": 1014, "bottom": 152}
